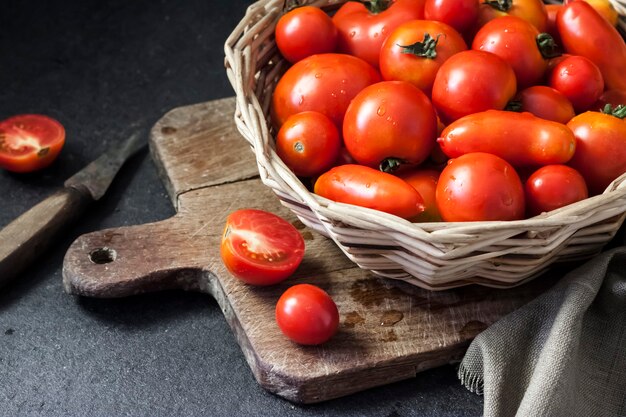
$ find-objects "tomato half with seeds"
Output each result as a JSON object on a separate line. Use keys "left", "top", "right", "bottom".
{"left": 220, "top": 209, "right": 305, "bottom": 286}
{"left": 0, "top": 114, "right": 65, "bottom": 173}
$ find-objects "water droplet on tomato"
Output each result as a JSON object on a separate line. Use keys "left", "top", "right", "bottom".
{"left": 315, "top": 73, "right": 322, "bottom": 78}
{"left": 377, "top": 106, "right": 386, "bottom": 116}
{"left": 350, "top": 31, "right": 356, "bottom": 37}
{"left": 331, "top": 92, "right": 337, "bottom": 98}
{"left": 298, "top": 95, "right": 304, "bottom": 105}
{"left": 340, "top": 89, "right": 346, "bottom": 95}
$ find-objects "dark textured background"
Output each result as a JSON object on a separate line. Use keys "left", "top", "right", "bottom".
{"left": 0, "top": 1, "right": 486, "bottom": 415}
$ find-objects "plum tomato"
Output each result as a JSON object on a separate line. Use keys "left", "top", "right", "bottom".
{"left": 275, "top": 284, "right": 339, "bottom": 345}
{"left": 398, "top": 169, "right": 442, "bottom": 222}
{"left": 424, "top": 0, "right": 479, "bottom": 35}
{"left": 275, "top": 6, "right": 338, "bottom": 63}
{"left": 220, "top": 209, "right": 305, "bottom": 286}
{"left": 548, "top": 55, "right": 604, "bottom": 113}
{"left": 515, "top": 85, "right": 575, "bottom": 124}
{"left": 525, "top": 165, "right": 588, "bottom": 217}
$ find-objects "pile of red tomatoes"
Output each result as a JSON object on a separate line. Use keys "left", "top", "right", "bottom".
{"left": 271, "top": 0, "right": 626, "bottom": 222}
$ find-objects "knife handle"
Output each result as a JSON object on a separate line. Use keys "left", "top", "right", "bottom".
{"left": 0, "top": 188, "right": 91, "bottom": 289}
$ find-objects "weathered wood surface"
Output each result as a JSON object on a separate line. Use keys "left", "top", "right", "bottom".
{"left": 62, "top": 96, "right": 554, "bottom": 403}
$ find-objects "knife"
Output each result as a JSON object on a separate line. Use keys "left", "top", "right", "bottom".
{"left": 0, "top": 130, "right": 145, "bottom": 289}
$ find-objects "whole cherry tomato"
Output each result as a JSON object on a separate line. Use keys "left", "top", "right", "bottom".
{"left": 515, "top": 85, "right": 575, "bottom": 124}
{"left": 220, "top": 209, "right": 305, "bottom": 286}
{"left": 475, "top": 0, "right": 548, "bottom": 33}
{"left": 593, "top": 89, "right": 626, "bottom": 111}
{"left": 276, "top": 111, "right": 340, "bottom": 178}
{"left": 548, "top": 55, "right": 604, "bottom": 113}
{"left": 379, "top": 20, "right": 467, "bottom": 95}
{"left": 314, "top": 164, "right": 425, "bottom": 219}
{"left": 399, "top": 169, "right": 442, "bottom": 222}
{"left": 0, "top": 114, "right": 65, "bottom": 173}
{"left": 525, "top": 165, "right": 588, "bottom": 217}
{"left": 557, "top": 1, "right": 626, "bottom": 91}
{"left": 436, "top": 152, "right": 525, "bottom": 222}
{"left": 271, "top": 53, "right": 380, "bottom": 130}
{"left": 472, "top": 16, "right": 555, "bottom": 88}
{"left": 332, "top": 0, "right": 426, "bottom": 68}
{"left": 438, "top": 110, "right": 576, "bottom": 167}
{"left": 275, "top": 284, "right": 339, "bottom": 345}
{"left": 431, "top": 50, "right": 517, "bottom": 124}
{"left": 343, "top": 81, "right": 437, "bottom": 171}
{"left": 567, "top": 108, "right": 626, "bottom": 195}
{"left": 275, "top": 6, "right": 338, "bottom": 63}
{"left": 424, "top": 0, "right": 479, "bottom": 35}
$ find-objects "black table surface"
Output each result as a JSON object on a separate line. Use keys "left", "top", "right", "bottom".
{"left": 1, "top": 1, "right": 484, "bottom": 415}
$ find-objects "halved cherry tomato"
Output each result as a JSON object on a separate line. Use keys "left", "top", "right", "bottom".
{"left": 548, "top": 55, "right": 604, "bottom": 113}
{"left": 399, "top": 169, "right": 442, "bottom": 222}
{"left": 515, "top": 85, "right": 575, "bottom": 124}
{"left": 220, "top": 209, "right": 305, "bottom": 286}
{"left": 0, "top": 114, "right": 65, "bottom": 173}
{"left": 314, "top": 164, "right": 425, "bottom": 219}
{"left": 525, "top": 165, "right": 588, "bottom": 217}
{"left": 424, "top": 0, "right": 479, "bottom": 35}
{"left": 276, "top": 284, "right": 339, "bottom": 345}
{"left": 475, "top": 0, "right": 548, "bottom": 33}
{"left": 275, "top": 6, "right": 337, "bottom": 64}
{"left": 436, "top": 152, "right": 525, "bottom": 222}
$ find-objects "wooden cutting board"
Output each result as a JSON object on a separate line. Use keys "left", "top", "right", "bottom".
{"left": 62, "top": 97, "right": 555, "bottom": 403}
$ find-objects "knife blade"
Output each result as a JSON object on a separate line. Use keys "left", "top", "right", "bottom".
{"left": 0, "top": 130, "right": 146, "bottom": 289}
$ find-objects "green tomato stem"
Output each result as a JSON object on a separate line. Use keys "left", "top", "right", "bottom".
{"left": 398, "top": 33, "right": 443, "bottom": 59}
{"left": 536, "top": 33, "right": 562, "bottom": 59}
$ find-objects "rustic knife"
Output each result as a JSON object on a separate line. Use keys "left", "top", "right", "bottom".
{"left": 0, "top": 130, "right": 145, "bottom": 289}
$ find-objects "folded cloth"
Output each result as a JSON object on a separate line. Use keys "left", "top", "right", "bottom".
{"left": 458, "top": 246, "right": 626, "bottom": 417}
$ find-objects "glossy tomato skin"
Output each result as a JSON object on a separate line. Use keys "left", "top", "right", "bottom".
{"left": 379, "top": 20, "right": 467, "bottom": 95}
{"left": 578, "top": 0, "right": 619, "bottom": 26}
{"left": 436, "top": 153, "right": 525, "bottom": 222}
{"left": 439, "top": 110, "right": 576, "bottom": 167}
{"left": 476, "top": 0, "right": 548, "bottom": 33}
{"left": 343, "top": 81, "right": 437, "bottom": 169}
{"left": 593, "top": 89, "right": 626, "bottom": 111}
{"left": 548, "top": 55, "right": 604, "bottom": 113}
{"left": 314, "top": 164, "right": 425, "bottom": 219}
{"left": 275, "top": 6, "right": 338, "bottom": 63}
{"left": 275, "top": 284, "right": 339, "bottom": 345}
{"left": 557, "top": 1, "right": 626, "bottom": 91}
{"left": 431, "top": 50, "right": 517, "bottom": 124}
{"left": 517, "top": 85, "right": 575, "bottom": 124}
{"left": 332, "top": 0, "right": 426, "bottom": 68}
{"left": 220, "top": 209, "right": 305, "bottom": 286}
{"left": 271, "top": 53, "right": 380, "bottom": 130}
{"left": 525, "top": 165, "right": 588, "bottom": 217}
{"left": 424, "top": 0, "right": 479, "bottom": 35}
{"left": 472, "top": 16, "right": 547, "bottom": 89}
{"left": 545, "top": 4, "right": 562, "bottom": 42}
{"left": 399, "top": 169, "right": 442, "bottom": 222}
{"left": 0, "top": 114, "right": 65, "bottom": 173}
{"left": 276, "top": 111, "right": 340, "bottom": 177}
{"left": 567, "top": 112, "right": 626, "bottom": 195}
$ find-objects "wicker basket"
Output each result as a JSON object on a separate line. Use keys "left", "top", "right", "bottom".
{"left": 224, "top": 0, "right": 626, "bottom": 290}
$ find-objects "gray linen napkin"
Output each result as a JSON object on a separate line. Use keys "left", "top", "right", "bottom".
{"left": 458, "top": 246, "right": 626, "bottom": 417}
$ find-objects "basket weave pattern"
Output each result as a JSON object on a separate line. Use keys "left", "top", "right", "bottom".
{"left": 225, "top": 0, "right": 626, "bottom": 290}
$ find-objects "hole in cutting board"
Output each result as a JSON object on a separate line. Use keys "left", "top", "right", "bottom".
{"left": 89, "top": 247, "right": 117, "bottom": 264}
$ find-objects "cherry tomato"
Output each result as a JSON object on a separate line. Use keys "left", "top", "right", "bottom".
{"left": 548, "top": 55, "right": 604, "bottom": 113}
{"left": 424, "top": 0, "right": 479, "bottom": 35}
{"left": 275, "top": 6, "right": 338, "bottom": 63}
{"left": 557, "top": 1, "right": 626, "bottom": 91}
{"left": 439, "top": 110, "right": 576, "bottom": 167}
{"left": 525, "top": 165, "right": 588, "bottom": 217}
{"left": 276, "top": 111, "right": 340, "bottom": 177}
{"left": 343, "top": 81, "right": 437, "bottom": 170}
{"left": 220, "top": 209, "right": 305, "bottom": 286}
{"left": 271, "top": 53, "right": 380, "bottom": 130}
{"left": 431, "top": 50, "right": 517, "bottom": 124}
{"left": 515, "top": 85, "right": 575, "bottom": 124}
{"left": 399, "top": 169, "right": 442, "bottom": 222}
{"left": 275, "top": 284, "right": 339, "bottom": 345}
{"left": 476, "top": 0, "right": 548, "bottom": 33}
{"left": 0, "top": 114, "right": 65, "bottom": 173}
{"left": 314, "top": 164, "right": 425, "bottom": 219}
{"left": 593, "top": 89, "right": 626, "bottom": 111}
{"left": 436, "top": 152, "right": 525, "bottom": 222}
{"left": 567, "top": 109, "right": 626, "bottom": 195}
{"left": 379, "top": 20, "right": 467, "bottom": 95}
{"left": 472, "top": 16, "right": 553, "bottom": 89}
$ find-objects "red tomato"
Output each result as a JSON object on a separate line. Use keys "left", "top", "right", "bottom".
{"left": 220, "top": 209, "right": 305, "bottom": 286}
{"left": 379, "top": 20, "right": 467, "bottom": 95}
{"left": 472, "top": 16, "right": 553, "bottom": 88}
{"left": 593, "top": 90, "right": 626, "bottom": 111}
{"left": 545, "top": 4, "right": 562, "bottom": 43}
{"left": 271, "top": 53, "right": 380, "bottom": 130}
{"left": 343, "top": 81, "right": 437, "bottom": 170}
{"left": 399, "top": 169, "right": 442, "bottom": 222}
{"left": 567, "top": 110, "right": 626, "bottom": 195}
{"left": 516, "top": 85, "right": 575, "bottom": 124}
{"left": 548, "top": 55, "right": 604, "bottom": 113}
{"left": 557, "top": 1, "right": 626, "bottom": 91}
{"left": 314, "top": 164, "right": 425, "bottom": 219}
{"left": 275, "top": 284, "right": 339, "bottom": 345}
{"left": 436, "top": 152, "right": 525, "bottom": 222}
{"left": 525, "top": 165, "right": 588, "bottom": 217}
{"left": 578, "top": 0, "right": 619, "bottom": 26}
{"left": 424, "top": 0, "right": 479, "bottom": 35}
{"left": 276, "top": 111, "right": 340, "bottom": 177}
{"left": 275, "top": 6, "right": 338, "bottom": 63}
{"left": 431, "top": 50, "right": 517, "bottom": 124}
{"left": 0, "top": 114, "right": 65, "bottom": 173}
{"left": 475, "top": 0, "right": 548, "bottom": 33}
{"left": 332, "top": 0, "right": 426, "bottom": 68}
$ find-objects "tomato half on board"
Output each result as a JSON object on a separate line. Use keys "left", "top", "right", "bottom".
{"left": 0, "top": 114, "right": 65, "bottom": 173}
{"left": 220, "top": 209, "right": 305, "bottom": 286}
